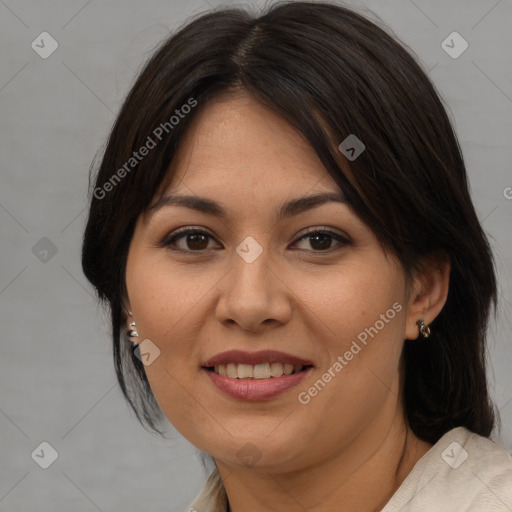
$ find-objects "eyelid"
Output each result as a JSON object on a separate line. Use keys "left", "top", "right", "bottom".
{"left": 157, "top": 225, "right": 217, "bottom": 248}
{"left": 296, "top": 226, "right": 350, "bottom": 243}
{"left": 159, "top": 225, "right": 351, "bottom": 252}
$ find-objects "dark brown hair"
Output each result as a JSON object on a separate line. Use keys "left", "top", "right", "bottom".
{"left": 82, "top": 1, "right": 497, "bottom": 442}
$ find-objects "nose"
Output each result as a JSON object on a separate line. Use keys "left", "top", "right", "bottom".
{"left": 214, "top": 242, "right": 292, "bottom": 333}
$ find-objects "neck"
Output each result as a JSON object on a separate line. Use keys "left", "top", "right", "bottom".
{"left": 216, "top": 402, "right": 432, "bottom": 512}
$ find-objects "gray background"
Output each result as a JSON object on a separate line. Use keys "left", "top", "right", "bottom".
{"left": 1, "top": 0, "right": 511, "bottom": 511}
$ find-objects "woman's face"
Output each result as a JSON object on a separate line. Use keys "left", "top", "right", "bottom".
{"left": 125, "top": 91, "right": 419, "bottom": 472}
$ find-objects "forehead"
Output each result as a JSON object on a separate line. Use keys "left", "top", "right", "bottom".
{"left": 165, "top": 90, "right": 334, "bottom": 193}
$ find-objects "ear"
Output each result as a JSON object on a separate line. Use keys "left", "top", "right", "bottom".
{"left": 404, "top": 252, "right": 450, "bottom": 340}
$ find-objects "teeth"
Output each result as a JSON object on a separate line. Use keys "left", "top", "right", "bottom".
{"left": 254, "top": 363, "right": 271, "bottom": 379}
{"left": 212, "top": 362, "right": 304, "bottom": 379}
{"left": 283, "top": 363, "right": 294, "bottom": 375}
{"left": 270, "top": 362, "right": 284, "bottom": 377}
{"left": 237, "top": 363, "right": 253, "bottom": 379}
{"left": 226, "top": 363, "right": 237, "bottom": 378}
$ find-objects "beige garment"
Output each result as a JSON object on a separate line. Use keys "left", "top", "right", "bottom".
{"left": 186, "top": 426, "right": 512, "bottom": 512}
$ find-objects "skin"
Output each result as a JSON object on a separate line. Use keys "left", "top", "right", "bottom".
{"left": 125, "top": 90, "right": 450, "bottom": 512}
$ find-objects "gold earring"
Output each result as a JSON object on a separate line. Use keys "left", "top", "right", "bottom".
{"left": 416, "top": 319, "right": 431, "bottom": 339}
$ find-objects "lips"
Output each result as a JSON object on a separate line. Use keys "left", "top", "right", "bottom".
{"left": 201, "top": 349, "right": 313, "bottom": 367}
{"left": 212, "top": 362, "right": 304, "bottom": 379}
{"left": 201, "top": 349, "right": 314, "bottom": 401}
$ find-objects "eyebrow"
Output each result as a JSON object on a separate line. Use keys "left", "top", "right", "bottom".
{"left": 148, "top": 191, "right": 348, "bottom": 219}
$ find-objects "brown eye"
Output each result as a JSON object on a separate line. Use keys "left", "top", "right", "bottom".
{"left": 308, "top": 233, "right": 334, "bottom": 251}
{"left": 183, "top": 232, "right": 209, "bottom": 250}
{"left": 160, "top": 227, "right": 350, "bottom": 254}
{"left": 161, "top": 228, "right": 217, "bottom": 252}
{"left": 293, "top": 229, "right": 350, "bottom": 252}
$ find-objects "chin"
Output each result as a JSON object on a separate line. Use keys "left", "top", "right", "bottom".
{"left": 204, "top": 428, "right": 311, "bottom": 471}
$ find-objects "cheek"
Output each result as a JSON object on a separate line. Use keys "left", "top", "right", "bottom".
{"left": 293, "top": 256, "right": 406, "bottom": 419}
{"left": 125, "top": 252, "right": 222, "bottom": 381}
{"left": 296, "top": 254, "right": 406, "bottom": 348}
{"left": 125, "top": 254, "right": 217, "bottom": 439}
{"left": 126, "top": 248, "right": 217, "bottom": 341}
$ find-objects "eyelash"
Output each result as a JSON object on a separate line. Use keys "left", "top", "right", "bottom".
{"left": 159, "top": 226, "right": 351, "bottom": 254}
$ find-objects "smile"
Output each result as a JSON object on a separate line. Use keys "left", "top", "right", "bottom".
{"left": 209, "top": 362, "right": 306, "bottom": 379}
{"left": 201, "top": 350, "right": 314, "bottom": 401}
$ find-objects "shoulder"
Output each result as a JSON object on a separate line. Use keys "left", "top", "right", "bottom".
{"left": 185, "top": 469, "right": 227, "bottom": 512}
{"left": 382, "top": 427, "right": 512, "bottom": 511}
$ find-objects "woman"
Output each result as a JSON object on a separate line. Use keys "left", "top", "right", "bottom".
{"left": 81, "top": 2, "right": 512, "bottom": 510}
